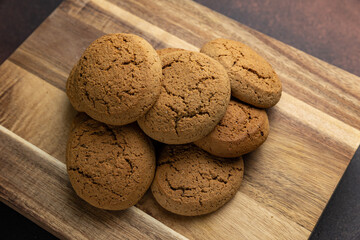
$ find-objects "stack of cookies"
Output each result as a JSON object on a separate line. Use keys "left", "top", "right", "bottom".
{"left": 66, "top": 33, "right": 281, "bottom": 216}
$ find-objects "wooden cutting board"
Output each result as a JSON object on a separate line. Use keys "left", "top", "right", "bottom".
{"left": 1, "top": 0, "right": 359, "bottom": 239}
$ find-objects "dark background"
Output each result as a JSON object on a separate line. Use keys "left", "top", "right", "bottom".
{"left": 1, "top": 0, "right": 359, "bottom": 76}
{"left": 0, "top": 0, "right": 359, "bottom": 239}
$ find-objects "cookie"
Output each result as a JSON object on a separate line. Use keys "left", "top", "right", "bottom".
{"left": 156, "top": 48, "right": 186, "bottom": 56}
{"left": 194, "top": 99, "right": 269, "bottom": 157}
{"left": 137, "top": 51, "right": 231, "bottom": 144}
{"left": 66, "top": 63, "right": 80, "bottom": 109}
{"left": 151, "top": 144, "right": 244, "bottom": 216}
{"left": 66, "top": 114, "right": 156, "bottom": 210}
{"left": 200, "top": 38, "right": 282, "bottom": 108}
{"left": 66, "top": 33, "right": 162, "bottom": 125}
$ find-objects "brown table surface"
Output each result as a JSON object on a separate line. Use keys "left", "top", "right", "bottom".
{"left": 1, "top": 0, "right": 359, "bottom": 239}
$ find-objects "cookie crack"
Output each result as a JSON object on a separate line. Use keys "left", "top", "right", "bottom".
{"left": 95, "top": 97, "right": 111, "bottom": 114}
{"left": 83, "top": 87, "right": 112, "bottom": 114}
{"left": 165, "top": 103, "right": 210, "bottom": 136}
{"left": 212, "top": 175, "right": 228, "bottom": 184}
{"left": 192, "top": 76, "right": 215, "bottom": 91}
{"left": 124, "top": 157, "right": 135, "bottom": 175}
{"left": 161, "top": 57, "right": 223, "bottom": 137}
{"left": 107, "top": 37, "right": 145, "bottom": 67}
{"left": 194, "top": 59, "right": 205, "bottom": 69}
{"left": 158, "top": 159, "right": 177, "bottom": 166}
{"left": 84, "top": 90, "right": 96, "bottom": 109}
{"left": 121, "top": 59, "right": 144, "bottom": 66}
{"left": 189, "top": 53, "right": 207, "bottom": 70}
{"left": 217, "top": 41, "right": 245, "bottom": 58}
{"left": 111, "top": 131, "right": 137, "bottom": 176}
{"left": 239, "top": 65, "right": 271, "bottom": 80}
{"left": 171, "top": 163, "right": 180, "bottom": 172}
{"left": 103, "top": 125, "right": 117, "bottom": 141}
{"left": 232, "top": 60, "right": 238, "bottom": 67}
{"left": 160, "top": 160, "right": 180, "bottom": 172}
{"left": 181, "top": 111, "right": 210, "bottom": 120}
{"left": 73, "top": 129, "right": 89, "bottom": 148}
{"left": 89, "top": 130, "right": 106, "bottom": 136}
{"left": 68, "top": 167, "right": 123, "bottom": 198}
{"left": 162, "top": 59, "right": 184, "bottom": 71}
{"left": 102, "top": 125, "right": 128, "bottom": 152}
{"left": 164, "top": 104, "right": 180, "bottom": 136}
{"left": 163, "top": 81, "right": 212, "bottom": 127}
{"left": 163, "top": 85, "right": 185, "bottom": 101}
{"left": 165, "top": 174, "right": 196, "bottom": 194}
{"left": 199, "top": 196, "right": 203, "bottom": 206}
{"left": 123, "top": 89, "right": 136, "bottom": 96}
{"left": 198, "top": 170, "right": 228, "bottom": 184}
{"left": 218, "top": 103, "right": 262, "bottom": 134}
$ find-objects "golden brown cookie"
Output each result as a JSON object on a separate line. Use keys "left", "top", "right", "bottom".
{"left": 66, "top": 114, "right": 156, "bottom": 210}
{"left": 151, "top": 144, "right": 244, "bottom": 216}
{"left": 66, "top": 33, "right": 162, "bottom": 125}
{"left": 194, "top": 99, "right": 269, "bottom": 157}
{"left": 156, "top": 48, "right": 186, "bottom": 56}
{"left": 200, "top": 38, "right": 282, "bottom": 108}
{"left": 137, "top": 51, "right": 231, "bottom": 144}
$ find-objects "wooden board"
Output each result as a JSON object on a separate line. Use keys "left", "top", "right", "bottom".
{"left": 0, "top": 0, "right": 359, "bottom": 239}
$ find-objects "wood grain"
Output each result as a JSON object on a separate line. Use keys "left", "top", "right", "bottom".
{"left": 1, "top": 0, "right": 360, "bottom": 239}
{"left": 194, "top": 0, "right": 360, "bottom": 77}
{"left": 0, "top": 125, "right": 187, "bottom": 240}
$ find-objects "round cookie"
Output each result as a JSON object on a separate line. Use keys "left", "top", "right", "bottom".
{"left": 156, "top": 48, "right": 186, "bottom": 56}
{"left": 66, "top": 33, "right": 162, "bottom": 125}
{"left": 194, "top": 99, "right": 269, "bottom": 157}
{"left": 151, "top": 144, "right": 244, "bottom": 216}
{"left": 200, "top": 38, "right": 282, "bottom": 108}
{"left": 66, "top": 113, "right": 156, "bottom": 210}
{"left": 138, "top": 51, "right": 231, "bottom": 144}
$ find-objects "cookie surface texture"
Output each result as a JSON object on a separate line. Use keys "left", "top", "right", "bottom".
{"left": 66, "top": 33, "right": 162, "bottom": 125}
{"left": 151, "top": 144, "right": 244, "bottom": 216}
{"left": 200, "top": 38, "right": 282, "bottom": 108}
{"left": 194, "top": 99, "right": 269, "bottom": 157}
{"left": 66, "top": 114, "right": 156, "bottom": 210}
{"left": 138, "top": 51, "right": 231, "bottom": 144}
{"left": 156, "top": 48, "right": 186, "bottom": 56}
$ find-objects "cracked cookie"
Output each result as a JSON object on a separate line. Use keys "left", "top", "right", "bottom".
{"left": 200, "top": 38, "right": 282, "bottom": 108}
{"left": 151, "top": 144, "right": 244, "bottom": 216}
{"left": 66, "top": 33, "right": 162, "bottom": 125}
{"left": 66, "top": 114, "right": 156, "bottom": 210}
{"left": 137, "top": 51, "right": 231, "bottom": 144}
{"left": 194, "top": 99, "right": 269, "bottom": 157}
